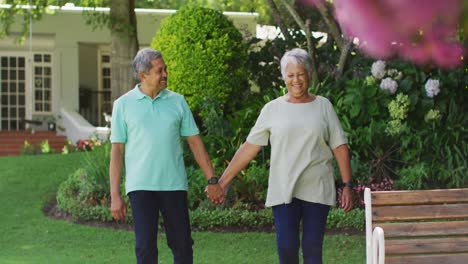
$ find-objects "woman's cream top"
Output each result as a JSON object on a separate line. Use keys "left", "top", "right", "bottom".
{"left": 246, "top": 95, "right": 347, "bottom": 207}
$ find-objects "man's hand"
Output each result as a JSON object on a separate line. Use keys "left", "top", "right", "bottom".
{"left": 206, "top": 184, "right": 225, "bottom": 205}
{"left": 341, "top": 187, "right": 353, "bottom": 213}
{"left": 110, "top": 195, "right": 127, "bottom": 221}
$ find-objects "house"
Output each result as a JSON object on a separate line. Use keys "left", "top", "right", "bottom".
{"left": 0, "top": 3, "right": 258, "bottom": 144}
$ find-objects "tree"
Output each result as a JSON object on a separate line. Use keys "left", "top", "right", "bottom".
{"left": 109, "top": 0, "right": 138, "bottom": 102}
{"left": 260, "top": 0, "right": 465, "bottom": 85}
{"left": 262, "top": 0, "right": 352, "bottom": 82}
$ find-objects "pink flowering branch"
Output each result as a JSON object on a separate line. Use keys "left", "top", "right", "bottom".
{"left": 304, "top": 0, "right": 465, "bottom": 68}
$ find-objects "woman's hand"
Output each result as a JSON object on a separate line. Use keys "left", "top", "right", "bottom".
{"left": 341, "top": 187, "right": 353, "bottom": 213}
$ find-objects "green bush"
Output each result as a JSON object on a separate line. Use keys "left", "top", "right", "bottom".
{"left": 151, "top": 5, "right": 249, "bottom": 118}
{"left": 326, "top": 208, "right": 364, "bottom": 231}
{"left": 56, "top": 168, "right": 114, "bottom": 221}
{"left": 56, "top": 142, "right": 131, "bottom": 222}
{"left": 190, "top": 206, "right": 363, "bottom": 231}
{"left": 20, "top": 140, "right": 36, "bottom": 155}
{"left": 190, "top": 207, "right": 273, "bottom": 230}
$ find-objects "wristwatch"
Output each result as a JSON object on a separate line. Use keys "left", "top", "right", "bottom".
{"left": 342, "top": 181, "right": 353, "bottom": 188}
{"left": 207, "top": 177, "right": 219, "bottom": 185}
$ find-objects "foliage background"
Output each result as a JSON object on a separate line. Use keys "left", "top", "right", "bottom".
{"left": 29, "top": 2, "right": 464, "bottom": 229}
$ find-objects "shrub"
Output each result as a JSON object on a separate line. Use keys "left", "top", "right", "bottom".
{"left": 56, "top": 168, "right": 113, "bottom": 222}
{"left": 39, "top": 140, "right": 53, "bottom": 154}
{"left": 190, "top": 206, "right": 274, "bottom": 231}
{"left": 20, "top": 140, "right": 35, "bottom": 155}
{"left": 323, "top": 59, "right": 467, "bottom": 190}
{"left": 56, "top": 142, "right": 131, "bottom": 222}
{"left": 151, "top": 5, "right": 249, "bottom": 119}
{"left": 326, "top": 208, "right": 364, "bottom": 231}
{"left": 190, "top": 206, "right": 363, "bottom": 231}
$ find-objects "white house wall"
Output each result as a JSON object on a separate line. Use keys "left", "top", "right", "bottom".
{"left": 0, "top": 5, "right": 258, "bottom": 137}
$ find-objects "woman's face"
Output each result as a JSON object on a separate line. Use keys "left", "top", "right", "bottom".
{"left": 285, "top": 63, "right": 309, "bottom": 99}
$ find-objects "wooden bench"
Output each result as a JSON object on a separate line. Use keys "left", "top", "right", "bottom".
{"left": 364, "top": 187, "right": 468, "bottom": 264}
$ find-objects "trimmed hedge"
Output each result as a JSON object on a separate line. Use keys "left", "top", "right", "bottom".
{"left": 151, "top": 5, "right": 249, "bottom": 118}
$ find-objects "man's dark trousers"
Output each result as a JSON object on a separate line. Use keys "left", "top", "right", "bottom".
{"left": 129, "top": 190, "right": 193, "bottom": 264}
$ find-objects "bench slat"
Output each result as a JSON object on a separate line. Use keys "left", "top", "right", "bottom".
{"left": 373, "top": 203, "right": 468, "bottom": 222}
{"left": 375, "top": 221, "right": 468, "bottom": 238}
{"left": 385, "top": 237, "right": 468, "bottom": 255}
{"left": 371, "top": 189, "right": 468, "bottom": 206}
{"left": 386, "top": 253, "right": 468, "bottom": 264}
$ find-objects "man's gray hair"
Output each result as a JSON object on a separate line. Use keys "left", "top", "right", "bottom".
{"left": 132, "top": 48, "right": 163, "bottom": 81}
{"left": 280, "top": 48, "right": 313, "bottom": 80}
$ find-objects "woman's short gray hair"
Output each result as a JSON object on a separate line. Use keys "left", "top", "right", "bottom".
{"left": 280, "top": 48, "right": 313, "bottom": 80}
{"left": 132, "top": 48, "right": 163, "bottom": 81}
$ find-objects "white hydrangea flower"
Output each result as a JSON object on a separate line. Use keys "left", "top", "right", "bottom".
{"left": 380, "top": 77, "right": 398, "bottom": 94}
{"left": 425, "top": 79, "right": 440, "bottom": 98}
{"left": 371, "top": 60, "right": 386, "bottom": 79}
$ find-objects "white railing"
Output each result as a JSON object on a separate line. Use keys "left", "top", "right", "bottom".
{"left": 365, "top": 188, "right": 386, "bottom": 264}
{"left": 59, "top": 108, "right": 110, "bottom": 143}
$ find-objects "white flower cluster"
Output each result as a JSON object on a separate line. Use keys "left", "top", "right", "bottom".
{"left": 380, "top": 77, "right": 398, "bottom": 94}
{"left": 425, "top": 79, "right": 440, "bottom": 98}
{"left": 371, "top": 60, "right": 386, "bottom": 79}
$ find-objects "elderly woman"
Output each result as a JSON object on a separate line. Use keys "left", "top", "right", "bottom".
{"left": 215, "top": 48, "right": 353, "bottom": 264}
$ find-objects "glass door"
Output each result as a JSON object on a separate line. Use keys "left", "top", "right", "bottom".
{"left": 0, "top": 55, "right": 27, "bottom": 130}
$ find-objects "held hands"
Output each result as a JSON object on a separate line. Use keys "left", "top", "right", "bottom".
{"left": 206, "top": 183, "right": 225, "bottom": 205}
{"left": 206, "top": 184, "right": 225, "bottom": 205}
{"left": 110, "top": 195, "right": 127, "bottom": 221}
{"left": 341, "top": 187, "right": 353, "bottom": 213}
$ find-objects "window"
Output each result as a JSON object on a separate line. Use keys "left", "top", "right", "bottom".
{"left": 98, "top": 51, "right": 111, "bottom": 126}
{"left": 33, "top": 53, "right": 53, "bottom": 113}
{"left": 0, "top": 55, "right": 26, "bottom": 130}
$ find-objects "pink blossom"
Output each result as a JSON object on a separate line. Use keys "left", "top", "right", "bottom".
{"left": 303, "top": 0, "right": 465, "bottom": 68}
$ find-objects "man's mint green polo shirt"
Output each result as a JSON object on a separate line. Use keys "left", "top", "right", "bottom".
{"left": 110, "top": 85, "right": 199, "bottom": 194}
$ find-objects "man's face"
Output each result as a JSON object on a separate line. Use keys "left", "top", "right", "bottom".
{"left": 142, "top": 58, "right": 167, "bottom": 90}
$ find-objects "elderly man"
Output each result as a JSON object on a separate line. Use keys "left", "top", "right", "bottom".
{"left": 109, "top": 48, "right": 224, "bottom": 264}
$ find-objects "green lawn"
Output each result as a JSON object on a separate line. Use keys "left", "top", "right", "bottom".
{"left": 0, "top": 153, "right": 365, "bottom": 263}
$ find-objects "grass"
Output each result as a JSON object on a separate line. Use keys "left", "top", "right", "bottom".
{"left": 0, "top": 153, "right": 365, "bottom": 263}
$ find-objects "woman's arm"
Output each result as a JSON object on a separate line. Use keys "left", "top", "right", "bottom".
{"left": 333, "top": 144, "right": 353, "bottom": 212}
{"left": 218, "top": 142, "right": 262, "bottom": 191}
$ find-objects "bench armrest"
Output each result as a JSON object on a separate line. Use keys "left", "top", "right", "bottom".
{"left": 372, "top": 227, "right": 385, "bottom": 264}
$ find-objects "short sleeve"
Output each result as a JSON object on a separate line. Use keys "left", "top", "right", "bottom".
{"left": 246, "top": 106, "right": 270, "bottom": 146}
{"left": 110, "top": 99, "right": 127, "bottom": 143}
{"left": 180, "top": 97, "right": 199, "bottom": 137}
{"left": 325, "top": 100, "right": 347, "bottom": 149}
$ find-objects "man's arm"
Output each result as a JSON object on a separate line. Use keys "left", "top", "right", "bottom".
{"left": 185, "top": 135, "right": 224, "bottom": 204}
{"left": 109, "top": 143, "right": 127, "bottom": 220}
{"left": 332, "top": 144, "right": 353, "bottom": 213}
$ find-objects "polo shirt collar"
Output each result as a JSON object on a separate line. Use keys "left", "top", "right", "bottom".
{"left": 131, "top": 84, "right": 169, "bottom": 100}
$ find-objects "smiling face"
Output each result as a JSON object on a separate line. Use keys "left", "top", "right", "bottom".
{"left": 284, "top": 63, "right": 310, "bottom": 100}
{"left": 140, "top": 58, "right": 167, "bottom": 92}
